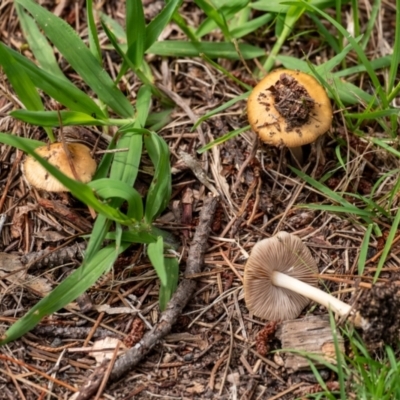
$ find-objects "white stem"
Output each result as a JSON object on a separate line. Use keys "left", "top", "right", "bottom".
{"left": 272, "top": 271, "right": 352, "bottom": 316}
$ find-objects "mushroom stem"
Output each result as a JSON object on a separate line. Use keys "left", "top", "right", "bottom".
{"left": 272, "top": 271, "right": 352, "bottom": 316}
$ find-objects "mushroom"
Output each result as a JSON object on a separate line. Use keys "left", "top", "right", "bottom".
{"left": 247, "top": 69, "right": 333, "bottom": 164}
{"left": 244, "top": 231, "right": 366, "bottom": 327}
{"left": 23, "top": 142, "right": 97, "bottom": 192}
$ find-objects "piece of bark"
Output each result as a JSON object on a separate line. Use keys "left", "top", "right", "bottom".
{"left": 20, "top": 242, "right": 86, "bottom": 269}
{"left": 276, "top": 315, "right": 345, "bottom": 372}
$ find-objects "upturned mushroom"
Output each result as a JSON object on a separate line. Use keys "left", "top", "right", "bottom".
{"left": 244, "top": 231, "right": 367, "bottom": 327}
{"left": 247, "top": 69, "right": 333, "bottom": 164}
{"left": 23, "top": 142, "right": 97, "bottom": 192}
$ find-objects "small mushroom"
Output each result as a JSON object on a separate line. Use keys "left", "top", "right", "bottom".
{"left": 23, "top": 142, "right": 97, "bottom": 192}
{"left": 244, "top": 231, "right": 365, "bottom": 325}
{"left": 247, "top": 69, "right": 333, "bottom": 164}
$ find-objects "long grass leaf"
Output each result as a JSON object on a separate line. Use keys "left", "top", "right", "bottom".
{"left": 145, "top": 0, "right": 181, "bottom": 49}
{"left": 16, "top": 0, "right": 134, "bottom": 118}
{"left": 86, "top": 0, "right": 102, "bottom": 62}
{"left": 126, "top": 0, "right": 145, "bottom": 68}
{"left": 15, "top": 4, "right": 65, "bottom": 79}
{"left": 5, "top": 47, "right": 105, "bottom": 117}
{"left": 146, "top": 41, "right": 265, "bottom": 59}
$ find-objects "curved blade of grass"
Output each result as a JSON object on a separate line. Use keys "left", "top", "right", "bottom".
{"left": 144, "top": 132, "right": 171, "bottom": 222}
{"left": 11, "top": 110, "right": 108, "bottom": 127}
{"left": 0, "top": 242, "right": 128, "bottom": 345}
{"left": 99, "top": 12, "right": 126, "bottom": 41}
{"left": 388, "top": 0, "right": 400, "bottom": 93}
{"left": 375, "top": 207, "right": 400, "bottom": 282}
{"left": 16, "top": 0, "right": 134, "bottom": 118}
{"left": 308, "top": 12, "right": 340, "bottom": 53}
{"left": 126, "top": 0, "right": 145, "bottom": 68}
{"left": 358, "top": 224, "right": 373, "bottom": 275}
{"left": 110, "top": 131, "right": 143, "bottom": 188}
{"left": 194, "top": 0, "right": 232, "bottom": 40}
{"left": 135, "top": 85, "right": 152, "bottom": 128}
{"left": 147, "top": 236, "right": 167, "bottom": 286}
{"left": 0, "top": 43, "right": 55, "bottom": 141}
{"left": 15, "top": 4, "right": 65, "bottom": 80}
{"left": 251, "top": 0, "right": 340, "bottom": 12}
{"left": 109, "top": 87, "right": 150, "bottom": 184}
{"left": 291, "top": 167, "right": 374, "bottom": 221}
{"left": 0, "top": 133, "right": 43, "bottom": 151}
{"left": 5, "top": 47, "right": 105, "bottom": 117}
{"left": 348, "top": 109, "right": 399, "bottom": 120}
{"left": 89, "top": 178, "right": 143, "bottom": 220}
{"left": 86, "top": 0, "right": 102, "bottom": 62}
{"left": 146, "top": 41, "right": 265, "bottom": 59}
{"left": 300, "top": 204, "right": 374, "bottom": 219}
{"left": 145, "top": 0, "right": 182, "bottom": 49}
{"left": 0, "top": 43, "right": 43, "bottom": 113}
{"left": 231, "top": 13, "right": 273, "bottom": 38}
{"left": 334, "top": 56, "right": 392, "bottom": 78}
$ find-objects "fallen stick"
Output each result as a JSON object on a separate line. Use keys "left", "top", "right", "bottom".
{"left": 73, "top": 194, "right": 218, "bottom": 398}
{"left": 111, "top": 194, "right": 218, "bottom": 380}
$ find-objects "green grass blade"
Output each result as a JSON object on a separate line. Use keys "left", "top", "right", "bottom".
{"left": 159, "top": 257, "right": 179, "bottom": 311}
{"left": 135, "top": 85, "right": 152, "bottom": 128}
{"left": 86, "top": 0, "right": 102, "bottom": 62}
{"left": 231, "top": 13, "right": 273, "bottom": 38}
{"left": 262, "top": 4, "right": 306, "bottom": 72}
{"left": 145, "top": 0, "right": 182, "bottom": 49}
{"left": 11, "top": 110, "right": 107, "bottom": 127}
{"left": 15, "top": 4, "right": 65, "bottom": 79}
{"left": 195, "top": 0, "right": 232, "bottom": 40}
{"left": 0, "top": 133, "right": 43, "bottom": 151}
{"left": 358, "top": 224, "right": 373, "bottom": 275}
{"left": 88, "top": 178, "right": 143, "bottom": 220}
{"left": 0, "top": 43, "right": 43, "bottom": 113}
{"left": 194, "top": 92, "right": 249, "bottom": 129}
{"left": 198, "top": 125, "right": 250, "bottom": 154}
{"left": 5, "top": 47, "right": 106, "bottom": 117}
{"left": 251, "top": 0, "right": 340, "bottom": 13}
{"left": 110, "top": 131, "right": 143, "bottom": 185}
{"left": 126, "top": 0, "right": 145, "bottom": 68}
{"left": 144, "top": 132, "right": 172, "bottom": 222}
{"left": 147, "top": 236, "right": 167, "bottom": 286}
{"left": 375, "top": 207, "right": 400, "bottom": 282}
{"left": 146, "top": 41, "right": 265, "bottom": 59}
{"left": 0, "top": 243, "right": 128, "bottom": 344}
{"left": 388, "top": 0, "right": 400, "bottom": 93}
{"left": 16, "top": 0, "right": 134, "bottom": 118}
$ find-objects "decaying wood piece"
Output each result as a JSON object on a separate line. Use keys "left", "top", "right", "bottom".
{"left": 276, "top": 315, "right": 344, "bottom": 372}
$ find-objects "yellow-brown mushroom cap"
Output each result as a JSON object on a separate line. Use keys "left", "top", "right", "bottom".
{"left": 247, "top": 69, "right": 333, "bottom": 147}
{"left": 23, "top": 142, "right": 97, "bottom": 192}
{"left": 244, "top": 231, "right": 319, "bottom": 321}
